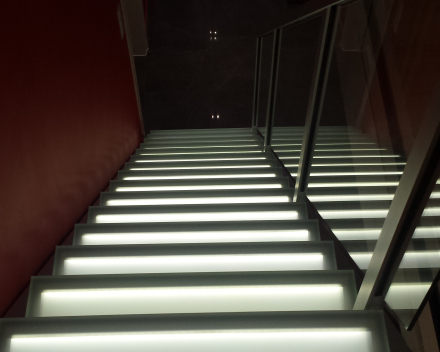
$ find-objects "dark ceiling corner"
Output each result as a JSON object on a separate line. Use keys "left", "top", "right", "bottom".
{"left": 287, "top": 0, "right": 311, "bottom": 4}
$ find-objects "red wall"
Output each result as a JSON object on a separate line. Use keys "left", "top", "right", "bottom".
{"left": 0, "top": 0, "right": 142, "bottom": 316}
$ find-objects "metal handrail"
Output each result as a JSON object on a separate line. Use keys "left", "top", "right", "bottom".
{"left": 260, "top": 0, "right": 345, "bottom": 37}
{"left": 250, "top": 0, "right": 440, "bottom": 338}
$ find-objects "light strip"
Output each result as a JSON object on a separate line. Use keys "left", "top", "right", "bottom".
{"left": 133, "top": 157, "right": 266, "bottom": 162}
{"left": 128, "top": 165, "right": 272, "bottom": 170}
{"left": 351, "top": 251, "right": 440, "bottom": 270}
{"left": 142, "top": 144, "right": 261, "bottom": 150}
{"left": 123, "top": 174, "right": 277, "bottom": 180}
{"left": 95, "top": 211, "right": 299, "bottom": 223}
{"left": 422, "top": 207, "right": 440, "bottom": 216}
{"left": 39, "top": 284, "right": 345, "bottom": 317}
{"left": 9, "top": 329, "right": 372, "bottom": 352}
{"left": 145, "top": 139, "right": 258, "bottom": 142}
{"left": 333, "top": 227, "right": 440, "bottom": 240}
{"left": 139, "top": 150, "right": 262, "bottom": 155}
{"left": 80, "top": 230, "right": 311, "bottom": 245}
{"left": 308, "top": 194, "right": 395, "bottom": 202}
{"left": 309, "top": 171, "right": 402, "bottom": 177}
{"left": 386, "top": 283, "right": 431, "bottom": 310}
{"left": 314, "top": 155, "right": 401, "bottom": 159}
{"left": 62, "top": 253, "right": 326, "bottom": 275}
{"left": 106, "top": 196, "right": 290, "bottom": 206}
{"left": 308, "top": 182, "right": 399, "bottom": 188}
{"left": 276, "top": 149, "right": 387, "bottom": 153}
{"left": 282, "top": 155, "right": 400, "bottom": 160}
{"left": 319, "top": 209, "right": 389, "bottom": 219}
{"left": 274, "top": 142, "right": 374, "bottom": 146}
{"left": 115, "top": 184, "right": 283, "bottom": 192}
{"left": 332, "top": 229, "right": 382, "bottom": 241}
{"left": 284, "top": 162, "right": 406, "bottom": 167}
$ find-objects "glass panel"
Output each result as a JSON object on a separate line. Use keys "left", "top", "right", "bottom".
{"left": 385, "top": 188, "right": 440, "bottom": 328}
{"left": 256, "top": 33, "right": 274, "bottom": 135}
{"left": 306, "top": 0, "right": 440, "bottom": 323}
{"left": 266, "top": 14, "right": 326, "bottom": 171}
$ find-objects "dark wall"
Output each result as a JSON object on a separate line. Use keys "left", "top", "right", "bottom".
{"left": 0, "top": 0, "right": 142, "bottom": 316}
{"left": 143, "top": 0, "right": 346, "bottom": 131}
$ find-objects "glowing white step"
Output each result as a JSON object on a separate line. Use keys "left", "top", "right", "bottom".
{"left": 54, "top": 243, "right": 336, "bottom": 275}
{"left": 100, "top": 189, "right": 293, "bottom": 206}
{"left": 109, "top": 177, "right": 289, "bottom": 193}
{"left": 87, "top": 204, "right": 306, "bottom": 224}
{"left": 27, "top": 272, "right": 356, "bottom": 317}
{"left": 118, "top": 168, "right": 281, "bottom": 181}
{"left": 73, "top": 221, "right": 320, "bottom": 245}
{"left": 319, "top": 207, "right": 440, "bottom": 219}
{"left": 350, "top": 251, "right": 440, "bottom": 270}
{"left": 2, "top": 312, "right": 389, "bottom": 352}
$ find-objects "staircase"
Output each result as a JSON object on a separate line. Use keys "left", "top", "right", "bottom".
{"left": 0, "top": 128, "right": 390, "bottom": 352}
{"left": 267, "top": 126, "right": 440, "bottom": 324}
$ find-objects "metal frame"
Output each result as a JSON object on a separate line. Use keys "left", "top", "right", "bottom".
{"left": 263, "top": 29, "right": 282, "bottom": 149}
{"left": 251, "top": 0, "right": 440, "bottom": 334}
{"left": 252, "top": 37, "right": 263, "bottom": 129}
{"left": 294, "top": 6, "right": 340, "bottom": 201}
{"left": 260, "top": 0, "right": 345, "bottom": 36}
{"left": 354, "top": 86, "right": 440, "bottom": 310}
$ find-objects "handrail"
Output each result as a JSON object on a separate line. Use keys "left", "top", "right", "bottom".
{"left": 250, "top": 0, "right": 440, "bottom": 340}
{"left": 259, "top": 0, "right": 345, "bottom": 37}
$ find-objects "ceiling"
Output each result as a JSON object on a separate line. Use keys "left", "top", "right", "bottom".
{"left": 140, "top": 0, "right": 346, "bottom": 132}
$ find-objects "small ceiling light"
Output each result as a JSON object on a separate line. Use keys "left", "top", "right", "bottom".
{"left": 214, "top": 31, "right": 217, "bottom": 34}
{"left": 212, "top": 115, "right": 214, "bottom": 119}
{"left": 210, "top": 31, "right": 212, "bottom": 34}
{"left": 214, "top": 37, "right": 217, "bottom": 40}
{"left": 217, "top": 115, "right": 220, "bottom": 119}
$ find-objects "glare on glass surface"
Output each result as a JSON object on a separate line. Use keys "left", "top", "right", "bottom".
{"left": 308, "top": 194, "right": 395, "bottom": 202}
{"left": 308, "top": 182, "right": 399, "bottom": 188}
{"left": 333, "top": 227, "right": 440, "bottom": 240}
{"left": 309, "top": 171, "right": 402, "bottom": 177}
{"left": 38, "top": 284, "right": 345, "bottom": 317}
{"left": 350, "top": 251, "right": 440, "bottom": 270}
{"left": 319, "top": 209, "right": 389, "bottom": 219}
{"left": 285, "top": 162, "right": 405, "bottom": 167}
{"left": 386, "top": 283, "right": 431, "bottom": 310}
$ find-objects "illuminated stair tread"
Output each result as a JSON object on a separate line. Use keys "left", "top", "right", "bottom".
{"left": 109, "top": 177, "right": 290, "bottom": 192}
{"left": 72, "top": 220, "right": 322, "bottom": 245}
{"left": 52, "top": 242, "right": 338, "bottom": 275}
{"left": 26, "top": 271, "right": 357, "bottom": 317}
{"left": 87, "top": 202, "right": 308, "bottom": 224}
{"left": 117, "top": 167, "right": 284, "bottom": 180}
{"left": 134, "top": 150, "right": 270, "bottom": 160}
{"left": 0, "top": 128, "right": 391, "bottom": 352}
{"left": 99, "top": 188, "right": 295, "bottom": 206}
{"left": 125, "top": 159, "right": 277, "bottom": 170}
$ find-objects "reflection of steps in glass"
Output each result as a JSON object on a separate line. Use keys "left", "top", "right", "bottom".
{"left": 0, "top": 128, "right": 390, "bottom": 352}
{"left": 269, "top": 126, "right": 440, "bottom": 326}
